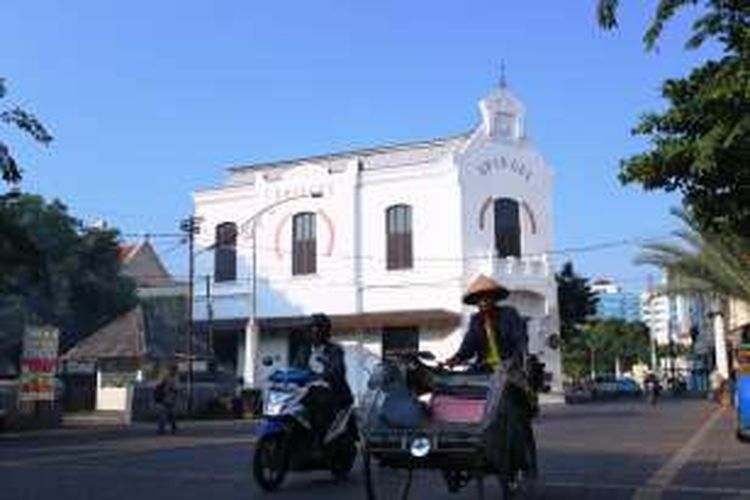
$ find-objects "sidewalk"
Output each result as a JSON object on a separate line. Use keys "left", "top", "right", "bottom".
{"left": 0, "top": 414, "right": 258, "bottom": 441}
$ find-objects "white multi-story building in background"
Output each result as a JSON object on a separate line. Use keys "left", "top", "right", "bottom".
{"left": 641, "top": 289, "right": 671, "bottom": 345}
{"left": 640, "top": 275, "right": 708, "bottom": 348}
{"left": 190, "top": 82, "right": 562, "bottom": 397}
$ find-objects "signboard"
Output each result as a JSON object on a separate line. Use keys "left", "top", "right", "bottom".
{"left": 19, "top": 326, "right": 59, "bottom": 402}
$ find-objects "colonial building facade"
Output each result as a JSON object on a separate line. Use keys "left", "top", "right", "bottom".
{"left": 192, "top": 84, "right": 562, "bottom": 397}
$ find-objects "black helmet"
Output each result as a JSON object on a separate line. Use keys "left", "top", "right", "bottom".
{"left": 310, "top": 313, "right": 332, "bottom": 335}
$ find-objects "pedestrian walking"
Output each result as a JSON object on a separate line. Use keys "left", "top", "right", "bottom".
{"left": 154, "top": 366, "right": 179, "bottom": 434}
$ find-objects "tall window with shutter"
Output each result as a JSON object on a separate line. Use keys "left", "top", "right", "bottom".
{"left": 386, "top": 204, "right": 413, "bottom": 270}
{"left": 214, "top": 222, "right": 237, "bottom": 282}
{"left": 292, "top": 212, "right": 316, "bottom": 275}
{"left": 494, "top": 198, "right": 521, "bottom": 258}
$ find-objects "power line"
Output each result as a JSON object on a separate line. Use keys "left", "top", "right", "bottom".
{"left": 186, "top": 232, "right": 675, "bottom": 263}
{"left": 121, "top": 232, "right": 183, "bottom": 239}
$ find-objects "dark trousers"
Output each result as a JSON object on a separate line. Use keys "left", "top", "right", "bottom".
{"left": 484, "top": 370, "right": 537, "bottom": 480}
{"left": 157, "top": 403, "right": 177, "bottom": 434}
{"left": 304, "top": 385, "right": 337, "bottom": 441}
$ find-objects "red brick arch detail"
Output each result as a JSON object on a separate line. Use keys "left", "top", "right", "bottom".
{"left": 317, "top": 209, "right": 335, "bottom": 256}
{"left": 478, "top": 196, "right": 493, "bottom": 231}
{"left": 521, "top": 200, "right": 537, "bottom": 235}
{"left": 273, "top": 210, "right": 335, "bottom": 260}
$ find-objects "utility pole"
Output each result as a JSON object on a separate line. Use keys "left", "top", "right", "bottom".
{"left": 180, "top": 216, "right": 202, "bottom": 415}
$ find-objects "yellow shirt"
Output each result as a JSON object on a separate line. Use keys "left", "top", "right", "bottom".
{"left": 483, "top": 317, "right": 502, "bottom": 370}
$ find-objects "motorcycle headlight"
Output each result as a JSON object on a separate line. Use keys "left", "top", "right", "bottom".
{"left": 264, "top": 390, "right": 292, "bottom": 416}
{"left": 409, "top": 436, "right": 431, "bottom": 458}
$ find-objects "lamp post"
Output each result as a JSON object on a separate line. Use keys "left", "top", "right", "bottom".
{"left": 240, "top": 190, "right": 323, "bottom": 388}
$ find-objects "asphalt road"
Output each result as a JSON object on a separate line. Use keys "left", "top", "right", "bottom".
{"left": 1, "top": 399, "right": 748, "bottom": 500}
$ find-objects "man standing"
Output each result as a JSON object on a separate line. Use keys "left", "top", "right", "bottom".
{"left": 154, "top": 366, "right": 179, "bottom": 435}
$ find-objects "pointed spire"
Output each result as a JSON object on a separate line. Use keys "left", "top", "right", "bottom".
{"left": 499, "top": 60, "right": 507, "bottom": 89}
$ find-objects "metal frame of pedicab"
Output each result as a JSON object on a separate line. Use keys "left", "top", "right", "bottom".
{"left": 360, "top": 365, "right": 526, "bottom": 500}
{"left": 362, "top": 421, "right": 498, "bottom": 497}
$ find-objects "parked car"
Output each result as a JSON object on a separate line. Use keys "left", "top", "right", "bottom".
{"left": 616, "top": 377, "right": 643, "bottom": 398}
{"left": 590, "top": 376, "right": 643, "bottom": 400}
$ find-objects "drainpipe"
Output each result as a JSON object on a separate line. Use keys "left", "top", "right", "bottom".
{"left": 354, "top": 158, "right": 364, "bottom": 313}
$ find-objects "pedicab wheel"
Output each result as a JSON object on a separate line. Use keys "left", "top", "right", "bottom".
{"left": 498, "top": 471, "right": 538, "bottom": 500}
{"left": 330, "top": 440, "right": 357, "bottom": 480}
{"left": 252, "top": 434, "right": 288, "bottom": 491}
{"left": 737, "top": 429, "right": 750, "bottom": 443}
{"left": 363, "top": 448, "right": 421, "bottom": 500}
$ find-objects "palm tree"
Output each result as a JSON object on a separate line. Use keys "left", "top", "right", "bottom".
{"left": 636, "top": 208, "right": 750, "bottom": 379}
{"left": 636, "top": 208, "right": 750, "bottom": 304}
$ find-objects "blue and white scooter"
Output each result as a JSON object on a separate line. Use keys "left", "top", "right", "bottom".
{"left": 252, "top": 367, "right": 358, "bottom": 491}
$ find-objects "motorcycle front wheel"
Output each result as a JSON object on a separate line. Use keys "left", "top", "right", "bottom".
{"left": 253, "top": 433, "right": 288, "bottom": 491}
{"left": 330, "top": 439, "right": 357, "bottom": 480}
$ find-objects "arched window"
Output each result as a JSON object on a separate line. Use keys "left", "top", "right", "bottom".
{"left": 214, "top": 222, "right": 237, "bottom": 282}
{"left": 494, "top": 198, "right": 521, "bottom": 258}
{"left": 386, "top": 204, "right": 413, "bottom": 270}
{"left": 292, "top": 212, "right": 316, "bottom": 275}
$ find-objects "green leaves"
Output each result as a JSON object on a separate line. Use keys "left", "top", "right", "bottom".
{"left": 0, "top": 194, "right": 137, "bottom": 352}
{"left": 597, "top": 0, "right": 619, "bottom": 30}
{"left": 0, "top": 78, "right": 53, "bottom": 186}
{"left": 637, "top": 208, "right": 750, "bottom": 303}
{"left": 1, "top": 108, "right": 53, "bottom": 145}
{"left": 582, "top": 319, "right": 651, "bottom": 376}
{"left": 598, "top": 1, "right": 750, "bottom": 237}
{"left": 556, "top": 261, "right": 600, "bottom": 377}
{"left": 556, "top": 261, "right": 599, "bottom": 343}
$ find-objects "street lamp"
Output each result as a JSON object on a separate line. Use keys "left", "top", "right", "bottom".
{"left": 240, "top": 189, "right": 324, "bottom": 388}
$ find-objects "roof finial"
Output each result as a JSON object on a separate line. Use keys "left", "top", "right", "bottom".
{"left": 499, "top": 60, "right": 507, "bottom": 89}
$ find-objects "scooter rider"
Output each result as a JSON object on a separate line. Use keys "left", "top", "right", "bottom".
{"left": 292, "top": 313, "right": 354, "bottom": 442}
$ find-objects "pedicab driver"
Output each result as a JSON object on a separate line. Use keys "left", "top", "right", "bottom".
{"left": 444, "top": 274, "right": 538, "bottom": 479}
{"left": 445, "top": 274, "right": 527, "bottom": 372}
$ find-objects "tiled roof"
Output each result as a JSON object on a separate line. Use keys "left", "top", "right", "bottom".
{"left": 63, "top": 297, "right": 209, "bottom": 361}
{"left": 63, "top": 307, "right": 146, "bottom": 360}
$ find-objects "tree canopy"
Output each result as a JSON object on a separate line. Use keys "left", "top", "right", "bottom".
{"left": 597, "top": 1, "right": 750, "bottom": 237}
{"left": 556, "top": 261, "right": 599, "bottom": 344}
{"left": 0, "top": 195, "right": 137, "bottom": 368}
{"left": 583, "top": 319, "right": 651, "bottom": 377}
{"left": 637, "top": 208, "right": 750, "bottom": 303}
{"left": 556, "top": 261, "right": 599, "bottom": 378}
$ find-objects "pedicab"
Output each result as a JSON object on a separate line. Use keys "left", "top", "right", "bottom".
{"left": 359, "top": 351, "right": 541, "bottom": 500}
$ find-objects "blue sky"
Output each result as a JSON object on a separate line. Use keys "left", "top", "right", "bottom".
{"left": 1, "top": 1, "right": 716, "bottom": 291}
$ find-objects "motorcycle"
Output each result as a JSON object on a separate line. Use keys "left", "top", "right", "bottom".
{"left": 252, "top": 367, "right": 358, "bottom": 491}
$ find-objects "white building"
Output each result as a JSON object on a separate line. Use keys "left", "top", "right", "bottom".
{"left": 640, "top": 290, "right": 671, "bottom": 345}
{"left": 191, "top": 83, "right": 562, "bottom": 397}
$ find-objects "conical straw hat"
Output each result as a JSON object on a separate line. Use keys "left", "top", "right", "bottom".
{"left": 463, "top": 274, "right": 510, "bottom": 305}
